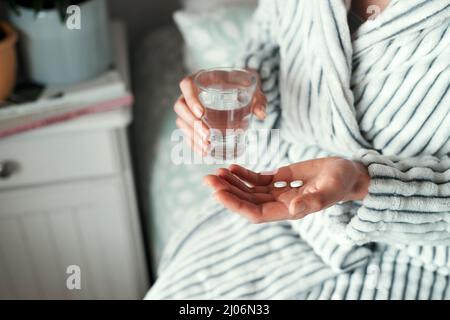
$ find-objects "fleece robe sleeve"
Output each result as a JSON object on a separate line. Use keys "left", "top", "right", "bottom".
{"left": 349, "top": 149, "right": 450, "bottom": 245}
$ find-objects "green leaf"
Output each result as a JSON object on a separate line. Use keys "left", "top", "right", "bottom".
{"left": 7, "top": 0, "right": 79, "bottom": 24}
{"left": 32, "top": 0, "right": 43, "bottom": 18}
{"left": 57, "top": 0, "right": 75, "bottom": 23}
{"left": 7, "top": 0, "right": 21, "bottom": 15}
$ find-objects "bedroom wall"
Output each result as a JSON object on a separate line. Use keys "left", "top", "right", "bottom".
{"left": 0, "top": 2, "right": 6, "bottom": 20}
{"left": 108, "top": 0, "right": 181, "bottom": 50}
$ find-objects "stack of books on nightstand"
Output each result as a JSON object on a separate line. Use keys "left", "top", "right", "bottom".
{"left": 0, "top": 22, "right": 132, "bottom": 138}
{"left": 0, "top": 70, "right": 132, "bottom": 138}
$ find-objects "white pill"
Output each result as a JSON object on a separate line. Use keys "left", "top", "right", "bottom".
{"left": 290, "top": 180, "right": 304, "bottom": 188}
{"left": 273, "top": 181, "right": 288, "bottom": 188}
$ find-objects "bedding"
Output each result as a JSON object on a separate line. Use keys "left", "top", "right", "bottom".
{"left": 174, "top": 6, "right": 255, "bottom": 72}
{"left": 132, "top": 26, "right": 222, "bottom": 273}
{"left": 133, "top": 5, "right": 258, "bottom": 274}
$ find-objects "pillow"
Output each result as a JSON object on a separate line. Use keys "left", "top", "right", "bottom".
{"left": 173, "top": 6, "right": 255, "bottom": 72}
{"left": 181, "top": 0, "right": 258, "bottom": 12}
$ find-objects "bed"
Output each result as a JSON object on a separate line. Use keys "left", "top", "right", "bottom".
{"left": 131, "top": 1, "right": 258, "bottom": 277}
{"left": 132, "top": 0, "right": 450, "bottom": 301}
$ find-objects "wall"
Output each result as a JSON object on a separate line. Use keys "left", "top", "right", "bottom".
{"left": 0, "top": 1, "right": 6, "bottom": 20}
{"left": 108, "top": 0, "right": 180, "bottom": 50}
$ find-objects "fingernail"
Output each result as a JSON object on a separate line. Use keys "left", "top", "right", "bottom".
{"left": 201, "top": 128, "right": 209, "bottom": 140}
{"left": 294, "top": 203, "right": 306, "bottom": 216}
{"left": 193, "top": 105, "right": 203, "bottom": 118}
{"left": 261, "top": 170, "right": 278, "bottom": 175}
{"left": 257, "top": 111, "right": 266, "bottom": 120}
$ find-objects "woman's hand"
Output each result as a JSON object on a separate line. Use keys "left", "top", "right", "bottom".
{"left": 204, "top": 157, "right": 370, "bottom": 223}
{"left": 174, "top": 72, "right": 267, "bottom": 156}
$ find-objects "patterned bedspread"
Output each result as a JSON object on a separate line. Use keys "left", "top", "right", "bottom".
{"left": 131, "top": 26, "right": 221, "bottom": 273}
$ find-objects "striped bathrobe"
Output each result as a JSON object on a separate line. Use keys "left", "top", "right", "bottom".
{"left": 147, "top": 0, "right": 450, "bottom": 299}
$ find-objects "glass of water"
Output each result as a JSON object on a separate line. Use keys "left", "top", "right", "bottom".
{"left": 194, "top": 68, "right": 257, "bottom": 160}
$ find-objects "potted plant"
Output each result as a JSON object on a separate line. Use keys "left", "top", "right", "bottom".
{"left": 7, "top": 0, "right": 112, "bottom": 86}
{"left": 0, "top": 21, "right": 17, "bottom": 101}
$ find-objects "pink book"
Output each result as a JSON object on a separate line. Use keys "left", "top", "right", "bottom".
{"left": 0, "top": 94, "right": 133, "bottom": 138}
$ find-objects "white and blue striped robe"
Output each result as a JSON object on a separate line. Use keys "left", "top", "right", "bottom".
{"left": 146, "top": 0, "right": 450, "bottom": 299}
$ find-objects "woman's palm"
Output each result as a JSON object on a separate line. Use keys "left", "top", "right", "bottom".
{"left": 204, "top": 157, "right": 364, "bottom": 223}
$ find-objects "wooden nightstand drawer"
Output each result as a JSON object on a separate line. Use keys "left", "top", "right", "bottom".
{"left": 0, "top": 130, "right": 117, "bottom": 189}
{"left": 0, "top": 177, "right": 144, "bottom": 299}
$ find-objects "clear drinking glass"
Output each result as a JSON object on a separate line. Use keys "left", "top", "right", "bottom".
{"left": 194, "top": 68, "right": 257, "bottom": 160}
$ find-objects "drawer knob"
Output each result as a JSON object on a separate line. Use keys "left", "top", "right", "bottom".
{"left": 0, "top": 161, "right": 19, "bottom": 179}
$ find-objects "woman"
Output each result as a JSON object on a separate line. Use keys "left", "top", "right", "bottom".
{"left": 147, "top": 0, "right": 450, "bottom": 299}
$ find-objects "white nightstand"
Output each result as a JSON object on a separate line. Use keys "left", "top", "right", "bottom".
{"left": 0, "top": 23, "right": 148, "bottom": 299}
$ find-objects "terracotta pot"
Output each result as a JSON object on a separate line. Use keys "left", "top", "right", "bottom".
{"left": 0, "top": 21, "right": 18, "bottom": 102}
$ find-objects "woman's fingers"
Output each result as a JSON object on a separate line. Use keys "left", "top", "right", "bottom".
{"left": 179, "top": 76, "right": 204, "bottom": 118}
{"left": 228, "top": 164, "right": 274, "bottom": 186}
{"left": 214, "top": 190, "right": 288, "bottom": 223}
{"left": 186, "top": 136, "right": 207, "bottom": 156}
{"left": 252, "top": 88, "right": 267, "bottom": 120}
{"left": 175, "top": 75, "right": 211, "bottom": 155}
{"left": 214, "top": 190, "right": 261, "bottom": 220}
{"left": 174, "top": 96, "right": 209, "bottom": 139}
{"left": 204, "top": 174, "right": 274, "bottom": 204}
{"left": 216, "top": 168, "right": 270, "bottom": 193}
{"left": 229, "top": 164, "right": 295, "bottom": 186}
{"left": 242, "top": 69, "right": 266, "bottom": 120}
{"left": 176, "top": 117, "right": 209, "bottom": 155}
{"left": 174, "top": 94, "right": 210, "bottom": 154}
{"left": 173, "top": 96, "right": 196, "bottom": 124}
{"left": 204, "top": 175, "right": 257, "bottom": 204}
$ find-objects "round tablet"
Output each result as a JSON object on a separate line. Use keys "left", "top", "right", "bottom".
{"left": 290, "top": 180, "right": 304, "bottom": 188}
{"left": 273, "top": 181, "right": 288, "bottom": 188}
